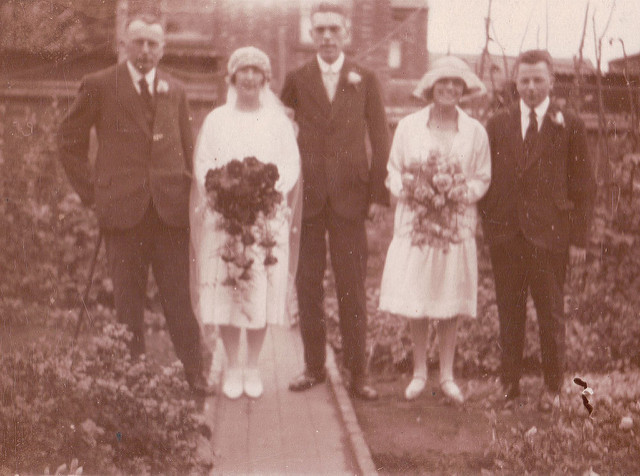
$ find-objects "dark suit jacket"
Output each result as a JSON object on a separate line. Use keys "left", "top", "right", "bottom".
{"left": 58, "top": 62, "right": 194, "bottom": 230}
{"left": 479, "top": 104, "right": 596, "bottom": 251}
{"left": 280, "top": 58, "right": 389, "bottom": 220}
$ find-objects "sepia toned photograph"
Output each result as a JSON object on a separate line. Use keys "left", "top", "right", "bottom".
{"left": 1, "top": 0, "right": 639, "bottom": 474}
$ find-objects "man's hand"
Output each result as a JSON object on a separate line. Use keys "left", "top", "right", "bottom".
{"left": 368, "top": 203, "right": 387, "bottom": 223}
{"left": 569, "top": 245, "right": 587, "bottom": 266}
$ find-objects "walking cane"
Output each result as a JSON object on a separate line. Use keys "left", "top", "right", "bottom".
{"left": 72, "top": 231, "right": 103, "bottom": 343}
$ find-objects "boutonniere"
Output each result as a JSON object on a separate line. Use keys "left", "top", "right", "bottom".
{"left": 156, "top": 79, "right": 169, "bottom": 94}
{"left": 547, "top": 108, "right": 565, "bottom": 127}
{"left": 347, "top": 71, "right": 362, "bottom": 86}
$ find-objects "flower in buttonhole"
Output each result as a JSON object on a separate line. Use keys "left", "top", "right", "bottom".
{"left": 157, "top": 79, "right": 169, "bottom": 94}
{"left": 546, "top": 104, "right": 565, "bottom": 127}
{"left": 550, "top": 110, "right": 564, "bottom": 127}
{"left": 347, "top": 71, "right": 362, "bottom": 86}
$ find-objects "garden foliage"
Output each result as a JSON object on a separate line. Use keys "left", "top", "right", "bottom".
{"left": 0, "top": 321, "right": 212, "bottom": 474}
{"left": 0, "top": 99, "right": 211, "bottom": 473}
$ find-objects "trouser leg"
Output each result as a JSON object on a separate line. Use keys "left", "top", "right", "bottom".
{"left": 327, "top": 211, "right": 369, "bottom": 381}
{"left": 295, "top": 210, "right": 328, "bottom": 374}
{"left": 489, "top": 236, "right": 529, "bottom": 388}
{"left": 103, "top": 217, "right": 151, "bottom": 358}
{"left": 150, "top": 212, "right": 204, "bottom": 379}
{"left": 528, "top": 246, "right": 567, "bottom": 393}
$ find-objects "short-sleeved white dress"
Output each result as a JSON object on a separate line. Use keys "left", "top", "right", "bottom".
{"left": 378, "top": 105, "right": 491, "bottom": 319}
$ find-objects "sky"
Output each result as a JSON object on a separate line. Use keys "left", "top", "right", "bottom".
{"left": 427, "top": 0, "right": 640, "bottom": 70}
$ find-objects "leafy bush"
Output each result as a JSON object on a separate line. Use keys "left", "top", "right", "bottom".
{"left": 0, "top": 320, "right": 212, "bottom": 475}
{"left": 488, "top": 372, "right": 640, "bottom": 474}
{"left": 0, "top": 99, "right": 107, "bottom": 326}
{"left": 0, "top": 98, "right": 210, "bottom": 473}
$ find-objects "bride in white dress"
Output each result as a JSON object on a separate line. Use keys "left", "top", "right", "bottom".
{"left": 190, "top": 47, "right": 301, "bottom": 399}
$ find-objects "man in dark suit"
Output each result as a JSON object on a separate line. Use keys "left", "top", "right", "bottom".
{"left": 58, "top": 15, "right": 212, "bottom": 396}
{"left": 479, "top": 50, "right": 596, "bottom": 411}
{"left": 281, "top": 2, "right": 389, "bottom": 400}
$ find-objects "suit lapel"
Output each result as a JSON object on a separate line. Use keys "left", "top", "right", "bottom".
{"left": 331, "top": 59, "right": 355, "bottom": 119}
{"left": 522, "top": 111, "right": 558, "bottom": 172}
{"left": 508, "top": 106, "right": 526, "bottom": 172}
{"left": 301, "top": 60, "right": 332, "bottom": 116}
{"left": 152, "top": 70, "right": 170, "bottom": 136}
{"left": 116, "top": 63, "right": 153, "bottom": 139}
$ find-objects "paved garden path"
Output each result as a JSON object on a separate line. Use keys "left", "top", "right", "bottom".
{"left": 202, "top": 325, "right": 377, "bottom": 475}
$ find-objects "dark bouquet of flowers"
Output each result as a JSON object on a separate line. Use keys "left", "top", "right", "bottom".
{"left": 205, "top": 156, "right": 283, "bottom": 286}
{"left": 401, "top": 149, "right": 468, "bottom": 251}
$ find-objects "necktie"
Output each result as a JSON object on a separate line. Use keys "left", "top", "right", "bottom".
{"left": 524, "top": 109, "right": 538, "bottom": 156}
{"left": 322, "top": 71, "right": 339, "bottom": 102}
{"left": 139, "top": 77, "right": 153, "bottom": 110}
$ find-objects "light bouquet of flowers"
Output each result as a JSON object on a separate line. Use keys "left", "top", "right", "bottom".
{"left": 204, "top": 156, "right": 283, "bottom": 286}
{"left": 401, "top": 149, "right": 468, "bottom": 251}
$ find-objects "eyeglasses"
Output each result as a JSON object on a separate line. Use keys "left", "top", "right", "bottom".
{"left": 313, "top": 25, "right": 342, "bottom": 35}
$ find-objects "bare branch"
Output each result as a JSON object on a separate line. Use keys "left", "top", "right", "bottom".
{"left": 599, "top": 0, "right": 617, "bottom": 40}
{"left": 477, "top": 0, "right": 493, "bottom": 80}
{"left": 575, "top": 1, "right": 590, "bottom": 76}
{"left": 518, "top": 1, "right": 537, "bottom": 54}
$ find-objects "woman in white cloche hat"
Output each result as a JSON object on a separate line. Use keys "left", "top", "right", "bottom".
{"left": 378, "top": 56, "right": 491, "bottom": 404}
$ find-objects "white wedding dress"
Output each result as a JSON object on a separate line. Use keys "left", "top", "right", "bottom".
{"left": 190, "top": 100, "right": 301, "bottom": 329}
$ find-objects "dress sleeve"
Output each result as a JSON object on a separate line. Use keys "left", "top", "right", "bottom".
{"left": 274, "top": 115, "right": 301, "bottom": 195}
{"left": 189, "top": 113, "right": 219, "bottom": 256}
{"left": 464, "top": 123, "right": 491, "bottom": 204}
{"left": 386, "top": 118, "right": 406, "bottom": 198}
{"left": 193, "top": 114, "right": 218, "bottom": 197}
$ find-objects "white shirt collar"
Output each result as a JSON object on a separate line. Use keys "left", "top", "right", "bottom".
{"left": 520, "top": 96, "right": 550, "bottom": 136}
{"left": 520, "top": 96, "right": 550, "bottom": 123}
{"left": 317, "top": 53, "right": 345, "bottom": 74}
{"left": 126, "top": 61, "right": 156, "bottom": 95}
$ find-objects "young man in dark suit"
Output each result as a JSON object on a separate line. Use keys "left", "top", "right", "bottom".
{"left": 281, "top": 2, "right": 390, "bottom": 400}
{"left": 479, "top": 50, "right": 596, "bottom": 411}
{"left": 58, "top": 15, "right": 212, "bottom": 396}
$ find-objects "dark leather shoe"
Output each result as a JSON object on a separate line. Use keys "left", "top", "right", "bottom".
{"left": 350, "top": 382, "right": 379, "bottom": 401}
{"left": 289, "top": 369, "right": 326, "bottom": 392}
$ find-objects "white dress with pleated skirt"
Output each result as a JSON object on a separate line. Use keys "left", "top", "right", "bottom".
{"left": 378, "top": 105, "right": 491, "bottom": 319}
{"left": 190, "top": 104, "right": 301, "bottom": 329}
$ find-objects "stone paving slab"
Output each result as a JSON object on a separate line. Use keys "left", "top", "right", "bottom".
{"left": 207, "top": 326, "right": 363, "bottom": 475}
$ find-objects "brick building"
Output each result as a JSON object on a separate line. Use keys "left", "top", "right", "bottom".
{"left": 117, "top": 0, "right": 429, "bottom": 97}
{"left": 1, "top": 0, "right": 430, "bottom": 128}
{"left": 609, "top": 52, "right": 640, "bottom": 76}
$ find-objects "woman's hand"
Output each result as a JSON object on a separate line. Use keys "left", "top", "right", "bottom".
{"left": 448, "top": 184, "right": 468, "bottom": 203}
{"left": 400, "top": 172, "right": 415, "bottom": 186}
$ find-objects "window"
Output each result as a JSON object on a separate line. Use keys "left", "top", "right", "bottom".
{"left": 388, "top": 39, "right": 401, "bottom": 69}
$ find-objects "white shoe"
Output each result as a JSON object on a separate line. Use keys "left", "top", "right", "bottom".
{"left": 440, "top": 379, "right": 464, "bottom": 404}
{"left": 222, "top": 368, "right": 243, "bottom": 400}
{"left": 404, "top": 376, "right": 427, "bottom": 400}
{"left": 244, "top": 368, "right": 263, "bottom": 399}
